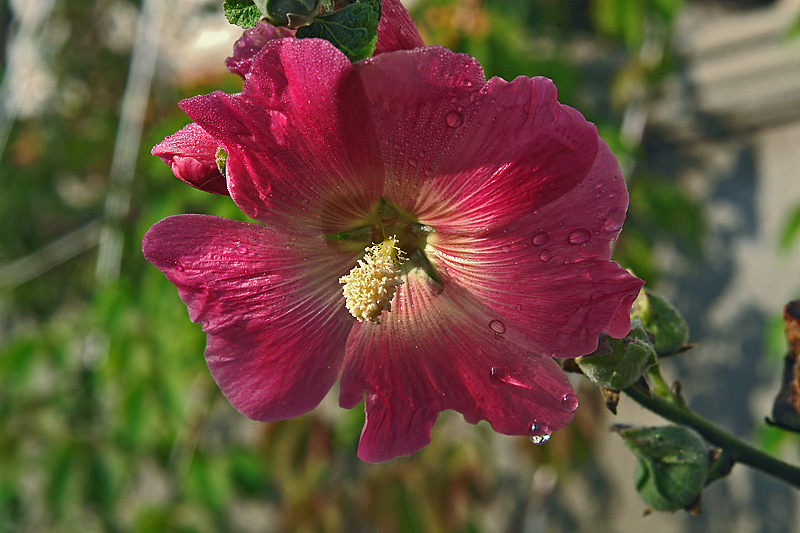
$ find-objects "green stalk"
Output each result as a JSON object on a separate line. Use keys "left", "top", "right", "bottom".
{"left": 623, "top": 385, "right": 800, "bottom": 488}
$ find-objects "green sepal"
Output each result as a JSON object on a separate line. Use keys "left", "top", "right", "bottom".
{"left": 223, "top": 0, "right": 263, "bottom": 28}
{"left": 632, "top": 290, "right": 689, "bottom": 356}
{"left": 576, "top": 323, "right": 657, "bottom": 390}
{"left": 295, "top": 0, "right": 380, "bottom": 62}
{"left": 617, "top": 425, "right": 709, "bottom": 512}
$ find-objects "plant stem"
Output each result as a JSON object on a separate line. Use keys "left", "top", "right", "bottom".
{"left": 623, "top": 384, "right": 800, "bottom": 488}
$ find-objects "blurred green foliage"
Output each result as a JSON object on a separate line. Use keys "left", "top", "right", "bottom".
{"left": 0, "top": 0, "right": 703, "bottom": 531}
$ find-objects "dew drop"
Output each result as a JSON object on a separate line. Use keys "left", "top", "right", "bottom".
{"left": 237, "top": 244, "right": 248, "bottom": 254}
{"left": 445, "top": 110, "right": 464, "bottom": 128}
{"left": 561, "top": 393, "right": 579, "bottom": 412}
{"left": 602, "top": 209, "right": 626, "bottom": 232}
{"left": 490, "top": 366, "right": 507, "bottom": 381}
{"left": 174, "top": 261, "right": 184, "bottom": 272}
{"left": 529, "top": 420, "right": 551, "bottom": 445}
{"left": 568, "top": 228, "right": 591, "bottom": 245}
{"left": 489, "top": 319, "right": 506, "bottom": 334}
{"left": 539, "top": 249, "right": 552, "bottom": 262}
{"left": 532, "top": 232, "right": 549, "bottom": 246}
{"left": 501, "top": 244, "right": 512, "bottom": 253}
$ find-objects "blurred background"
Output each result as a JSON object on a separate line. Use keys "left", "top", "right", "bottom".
{"left": 1, "top": 0, "right": 800, "bottom": 531}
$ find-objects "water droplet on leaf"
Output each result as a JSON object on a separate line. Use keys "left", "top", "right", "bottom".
{"left": 568, "top": 229, "right": 591, "bottom": 245}
{"left": 445, "top": 111, "right": 464, "bottom": 128}
{"left": 532, "top": 232, "right": 549, "bottom": 246}
{"left": 489, "top": 319, "right": 506, "bottom": 334}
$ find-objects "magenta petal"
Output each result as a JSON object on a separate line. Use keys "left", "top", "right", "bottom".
{"left": 151, "top": 123, "right": 228, "bottom": 195}
{"left": 142, "top": 214, "right": 355, "bottom": 420}
{"left": 374, "top": 0, "right": 424, "bottom": 55}
{"left": 340, "top": 270, "right": 576, "bottom": 462}
{"left": 225, "top": 22, "right": 295, "bottom": 79}
{"left": 181, "top": 38, "right": 383, "bottom": 233}
{"left": 356, "top": 48, "right": 599, "bottom": 234}
{"left": 429, "top": 231, "right": 644, "bottom": 357}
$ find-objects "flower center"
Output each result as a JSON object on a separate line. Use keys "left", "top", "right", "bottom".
{"left": 339, "top": 236, "right": 405, "bottom": 323}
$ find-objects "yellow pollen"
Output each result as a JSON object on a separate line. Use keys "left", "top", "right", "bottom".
{"left": 339, "top": 236, "right": 404, "bottom": 323}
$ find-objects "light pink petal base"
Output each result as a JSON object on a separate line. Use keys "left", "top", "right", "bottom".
{"left": 340, "top": 269, "right": 577, "bottom": 462}
{"left": 142, "top": 215, "right": 355, "bottom": 420}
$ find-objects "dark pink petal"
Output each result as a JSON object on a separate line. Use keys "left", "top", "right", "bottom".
{"left": 374, "top": 0, "right": 424, "bottom": 55}
{"left": 339, "top": 269, "right": 577, "bottom": 462}
{"left": 355, "top": 47, "right": 599, "bottom": 235}
{"left": 181, "top": 38, "right": 383, "bottom": 235}
{"left": 429, "top": 229, "right": 644, "bottom": 357}
{"left": 226, "top": 22, "right": 295, "bottom": 79}
{"left": 142, "top": 214, "right": 356, "bottom": 420}
{"left": 151, "top": 123, "right": 228, "bottom": 195}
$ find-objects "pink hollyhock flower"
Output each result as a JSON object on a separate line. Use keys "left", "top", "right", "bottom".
{"left": 143, "top": 30, "right": 643, "bottom": 462}
{"left": 152, "top": 0, "right": 423, "bottom": 196}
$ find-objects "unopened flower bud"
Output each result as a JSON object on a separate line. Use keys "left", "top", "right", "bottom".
{"left": 263, "top": 0, "right": 320, "bottom": 28}
{"left": 616, "top": 425, "right": 709, "bottom": 512}
{"left": 632, "top": 290, "right": 689, "bottom": 357}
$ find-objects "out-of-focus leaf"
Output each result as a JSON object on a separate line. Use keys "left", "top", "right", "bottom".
{"left": 779, "top": 203, "right": 800, "bottom": 251}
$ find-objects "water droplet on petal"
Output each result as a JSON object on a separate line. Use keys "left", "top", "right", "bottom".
{"left": 238, "top": 245, "right": 248, "bottom": 254}
{"left": 445, "top": 111, "right": 464, "bottom": 128}
{"left": 490, "top": 366, "right": 507, "bottom": 382}
{"left": 529, "top": 420, "right": 551, "bottom": 445}
{"left": 489, "top": 319, "right": 506, "bottom": 334}
{"left": 174, "top": 261, "right": 184, "bottom": 272}
{"left": 539, "top": 249, "right": 552, "bottom": 262}
{"left": 602, "top": 209, "right": 626, "bottom": 232}
{"left": 561, "top": 393, "right": 579, "bottom": 412}
{"left": 532, "top": 232, "right": 549, "bottom": 246}
{"left": 501, "top": 244, "right": 511, "bottom": 253}
{"left": 568, "top": 229, "right": 591, "bottom": 245}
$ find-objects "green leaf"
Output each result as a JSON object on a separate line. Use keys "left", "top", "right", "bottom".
{"left": 223, "top": 0, "right": 263, "bottom": 29}
{"left": 295, "top": 0, "right": 380, "bottom": 62}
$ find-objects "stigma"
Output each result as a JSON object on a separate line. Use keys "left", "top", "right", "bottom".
{"left": 340, "top": 236, "right": 405, "bottom": 323}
